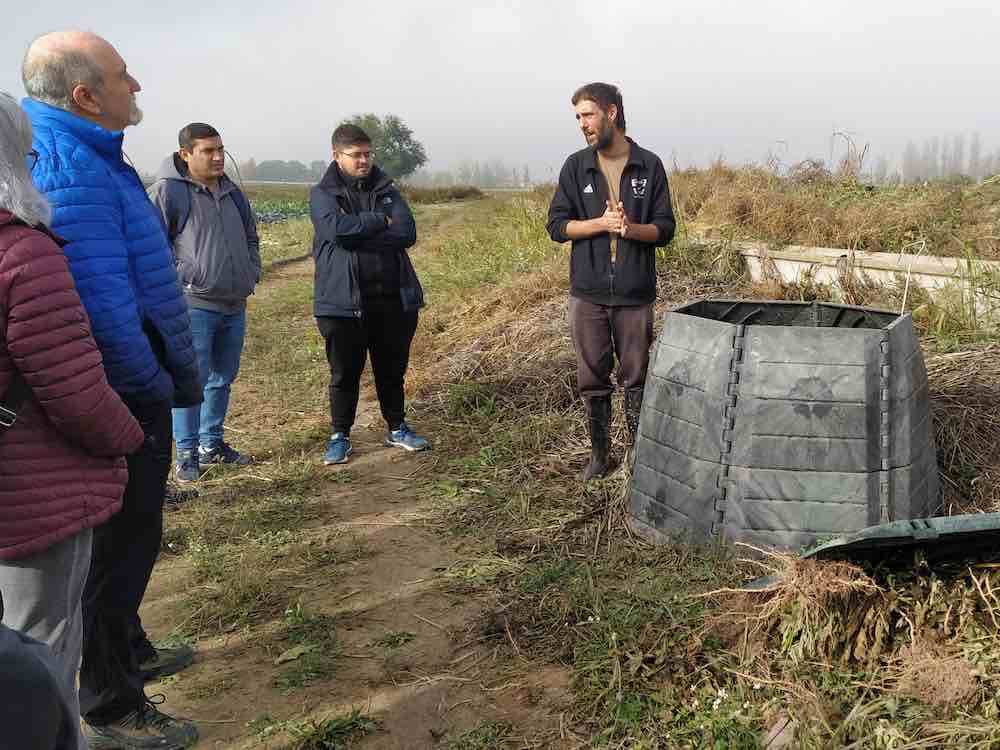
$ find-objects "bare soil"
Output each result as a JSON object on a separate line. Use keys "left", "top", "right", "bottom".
{"left": 140, "top": 239, "right": 580, "bottom": 749}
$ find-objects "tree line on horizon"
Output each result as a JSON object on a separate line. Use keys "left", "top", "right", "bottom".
{"left": 898, "top": 132, "right": 999, "bottom": 184}
{"left": 210, "top": 115, "right": 999, "bottom": 188}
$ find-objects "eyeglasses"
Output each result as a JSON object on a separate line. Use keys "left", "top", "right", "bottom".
{"left": 27, "top": 149, "right": 39, "bottom": 172}
{"left": 338, "top": 149, "right": 374, "bottom": 161}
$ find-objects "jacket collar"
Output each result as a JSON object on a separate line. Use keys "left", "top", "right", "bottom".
{"left": 318, "top": 162, "right": 392, "bottom": 194}
{"left": 0, "top": 210, "right": 68, "bottom": 247}
{"left": 22, "top": 98, "right": 125, "bottom": 161}
{"left": 581, "top": 136, "right": 648, "bottom": 173}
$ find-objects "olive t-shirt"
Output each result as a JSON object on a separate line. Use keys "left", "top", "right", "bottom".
{"left": 597, "top": 145, "right": 629, "bottom": 263}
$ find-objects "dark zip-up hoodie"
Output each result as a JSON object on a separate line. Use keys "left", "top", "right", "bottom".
{"left": 547, "top": 138, "right": 675, "bottom": 306}
{"left": 310, "top": 163, "right": 423, "bottom": 317}
{"left": 148, "top": 155, "right": 261, "bottom": 314}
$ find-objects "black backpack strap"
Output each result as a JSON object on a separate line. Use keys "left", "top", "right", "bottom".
{"left": 0, "top": 369, "right": 29, "bottom": 429}
{"left": 231, "top": 188, "right": 254, "bottom": 231}
{"left": 162, "top": 178, "right": 192, "bottom": 243}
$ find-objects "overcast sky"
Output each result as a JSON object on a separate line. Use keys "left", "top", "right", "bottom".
{"left": 3, "top": 0, "right": 998, "bottom": 178}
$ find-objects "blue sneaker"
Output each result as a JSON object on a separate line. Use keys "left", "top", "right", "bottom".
{"left": 385, "top": 423, "right": 430, "bottom": 452}
{"left": 323, "top": 433, "right": 352, "bottom": 465}
{"left": 199, "top": 442, "right": 253, "bottom": 466}
{"left": 175, "top": 450, "right": 200, "bottom": 483}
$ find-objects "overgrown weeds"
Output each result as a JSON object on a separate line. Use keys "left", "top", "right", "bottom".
{"left": 157, "top": 186, "right": 1000, "bottom": 746}
{"left": 406, "top": 190, "right": 1000, "bottom": 747}
{"left": 671, "top": 161, "right": 1000, "bottom": 258}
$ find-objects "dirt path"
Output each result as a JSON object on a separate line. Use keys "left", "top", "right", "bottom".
{"left": 140, "top": 206, "right": 580, "bottom": 749}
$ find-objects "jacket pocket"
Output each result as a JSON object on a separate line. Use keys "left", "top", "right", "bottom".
{"left": 175, "top": 255, "right": 203, "bottom": 291}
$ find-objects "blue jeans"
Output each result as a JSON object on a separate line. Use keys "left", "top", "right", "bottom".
{"left": 172, "top": 308, "right": 246, "bottom": 452}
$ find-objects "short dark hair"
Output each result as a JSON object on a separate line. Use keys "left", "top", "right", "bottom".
{"left": 178, "top": 122, "right": 220, "bottom": 151}
{"left": 571, "top": 82, "right": 626, "bottom": 130}
{"left": 332, "top": 124, "right": 371, "bottom": 150}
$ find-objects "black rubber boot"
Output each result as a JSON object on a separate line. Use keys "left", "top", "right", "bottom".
{"left": 625, "top": 388, "right": 644, "bottom": 446}
{"left": 582, "top": 396, "right": 612, "bottom": 481}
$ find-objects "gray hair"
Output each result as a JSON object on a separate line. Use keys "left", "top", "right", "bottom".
{"left": 0, "top": 92, "right": 51, "bottom": 227}
{"left": 22, "top": 40, "right": 103, "bottom": 111}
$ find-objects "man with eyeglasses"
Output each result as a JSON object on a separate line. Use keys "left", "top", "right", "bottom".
{"left": 310, "top": 123, "right": 429, "bottom": 465}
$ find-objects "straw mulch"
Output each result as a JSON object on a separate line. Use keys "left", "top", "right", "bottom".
{"left": 926, "top": 344, "right": 1000, "bottom": 513}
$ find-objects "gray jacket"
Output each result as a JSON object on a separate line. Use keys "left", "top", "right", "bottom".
{"left": 148, "top": 155, "right": 261, "bottom": 313}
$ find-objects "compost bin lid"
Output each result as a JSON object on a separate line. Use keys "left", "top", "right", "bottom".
{"left": 802, "top": 513, "right": 1000, "bottom": 566}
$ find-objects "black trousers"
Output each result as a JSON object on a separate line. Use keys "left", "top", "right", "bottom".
{"left": 316, "top": 303, "right": 419, "bottom": 434}
{"left": 79, "top": 399, "right": 171, "bottom": 725}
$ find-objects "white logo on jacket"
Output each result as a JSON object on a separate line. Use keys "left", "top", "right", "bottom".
{"left": 631, "top": 178, "right": 647, "bottom": 198}
{"left": 583, "top": 183, "right": 594, "bottom": 194}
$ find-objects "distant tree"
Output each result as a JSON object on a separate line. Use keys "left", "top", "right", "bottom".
{"left": 523, "top": 165, "right": 531, "bottom": 186}
{"left": 432, "top": 170, "right": 455, "bottom": 186}
{"left": 902, "top": 141, "right": 921, "bottom": 183}
{"left": 871, "top": 155, "right": 890, "bottom": 185}
{"left": 924, "top": 137, "right": 940, "bottom": 180}
{"left": 968, "top": 132, "right": 983, "bottom": 179}
{"left": 984, "top": 150, "right": 1000, "bottom": 179}
{"left": 255, "top": 159, "right": 310, "bottom": 182}
{"left": 342, "top": 113, "right": 427, "bottom": 180}
{"left": 309, "top": 160, "right": 327, "bottom": 181}
{"left": 951, "top": 134, "right": 966, "bottom": 176}
{"left": 240, "top": 157, "right": 257, "bottom": 180}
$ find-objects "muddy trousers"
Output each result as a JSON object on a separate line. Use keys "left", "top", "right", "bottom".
{"left": 317, "top": 302, "right": 419, "bottom": 434}
{"left": 569, "top": 297, "right": 654, "bottom": 401}
{"left": 79, "top": 399, "right": 171, "bottom": 726}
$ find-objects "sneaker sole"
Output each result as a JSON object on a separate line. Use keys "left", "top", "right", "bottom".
{"left": 84, "top": 736, "right": 173, "bottom": 750}
{"left": 323, "top": 447, "right": 353, "bottom": 465}
{"left": 84, "top": 729, "right": 188, "bottom": 750}
{"left": 384, "top": 439, "right": 430, "bottom": 452}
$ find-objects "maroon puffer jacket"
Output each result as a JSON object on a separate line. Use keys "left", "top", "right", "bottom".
{"left": 0, "top": 211, "right": 145, "bottom": 560}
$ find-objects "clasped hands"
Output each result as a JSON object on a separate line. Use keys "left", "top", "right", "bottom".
{"left": 598, "top": 200, "right": 630, "bottom": 238}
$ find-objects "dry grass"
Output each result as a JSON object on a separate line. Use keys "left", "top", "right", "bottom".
{"left": 701, "top": 545, "right": 1000, "bottom": 746}
{"left": 672, "top": 162, "right": 1000, "bottom": 258}
{"left": 926, "top": 346, "right": 1000, "bottom": 513}
{"left": 158, "top": 186, "right": 1000, "bottom": 747}
{"left": 400, "top": 190, "right": 1000, "bottom": 747}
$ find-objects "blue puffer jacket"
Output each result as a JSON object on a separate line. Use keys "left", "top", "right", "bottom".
{"left": 23, "top": 99, "right": 200, "bottom": 407}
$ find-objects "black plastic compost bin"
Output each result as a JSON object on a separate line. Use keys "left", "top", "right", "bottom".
{"left": 629, "top": 299, "right": 939, "bottom": 550}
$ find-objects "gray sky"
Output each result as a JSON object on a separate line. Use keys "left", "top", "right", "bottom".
{"left": 4, "top": 0, "right": 998, "bottom": 178}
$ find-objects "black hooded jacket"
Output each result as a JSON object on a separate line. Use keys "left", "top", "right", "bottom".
{"left": 310, "top": 163, "right": 424, "bottom": 317}
{"left": 547, "top": 138, "right": 675, "bottom": 306}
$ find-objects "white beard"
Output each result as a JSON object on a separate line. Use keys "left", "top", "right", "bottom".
{"left": 128, "top": 98, "right": 143, "bottom": 126}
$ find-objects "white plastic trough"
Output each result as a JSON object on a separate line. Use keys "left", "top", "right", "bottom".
{"left": 734, "top": 241, "right": 1000, "bottom": 320}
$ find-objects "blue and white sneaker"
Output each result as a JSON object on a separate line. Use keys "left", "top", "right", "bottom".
{"left": 323, "top": 433, "right": 352, "bottom": 465}
{"left": 385, "top": 423, "right": 430, "bottom": 452}
{"left": 199, "top": 441, "right": 253, "bottom": 466}
{"left": 175, "top": 450, "right": 200, "bottom": 483}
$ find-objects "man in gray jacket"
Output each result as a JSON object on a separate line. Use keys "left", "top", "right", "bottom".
{"left": 148, "top": 122, "right": 261, "bottom": 482}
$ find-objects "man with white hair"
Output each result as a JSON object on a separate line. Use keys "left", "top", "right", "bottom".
{"left": 22, "top": 31, "right": 200, "bottom": 749}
